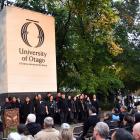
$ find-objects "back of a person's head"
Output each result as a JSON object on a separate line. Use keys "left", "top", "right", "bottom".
{"left": 94, "top": 122, "right": 109, "bottom": 139}
{"left": 17, "top": 124, "right": 30, "bottom": 135}
{"left": 133, "top": 122, "right": 140, "bottom": 140}
{"left": 61, "top": 123, "right": 70, "bottom": 130}
{"left": 44, "top": 117, "right": 54, "bottom": 128}
{"left": 114, "top": 108, "right": 119, "bottom": 114}
{"left": 121, "top": 106, "right": 127, "bottom": 112}
{"left": 27, "top": 114, "right": 36, "bottom": 123}
{"left": 104, "top": 112, "right": 112, "bottom": 120}
{"left": 61, "top": 123, "right": 73, "bottom": 140}
{"left": 7, "top": 132, "right": 21, "bottom": 140}
{"left": 89, "top": 106, "right": 96, "bottom": 114}
{"left": 123, "top": 114, "right": 134, "bottom": 124}
{"left": 112, "top": 128, "right": 134, "bottom": 140}
{"left": 135, "top": 113, "right": 140, "bottom": 123}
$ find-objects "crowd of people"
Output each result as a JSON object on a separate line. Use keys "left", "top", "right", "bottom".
{"left": 7, "top": 115, "right": 76, "bottom": 140}
{"left": 1, "top": 93, "right": 99, "bottom": 126}
{"left": 1, "top": 92, "right": 140, "bottom": 140}
{"left": 4, "top": 104, "right": 140, "bottom": 140}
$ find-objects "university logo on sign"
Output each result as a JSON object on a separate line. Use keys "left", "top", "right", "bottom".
{"left": 21, "top": 19, "right": 44, "bottom": 48}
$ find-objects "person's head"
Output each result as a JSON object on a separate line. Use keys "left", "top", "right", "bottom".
{"left": 57, "top": 92, "right": 61, "bottom": 97}
{"left": 8, "top": 97, "right": 12, "bottom": 102}
{"left": 87, "top": 97, "right": 90, "bottom": 101}
{"left": 50, "top": 95, "right": 54, "bottom": 101}
{"left": 12, "top": 97, "right": 17, "bottom": 102}
{"left": 25, "top": 96, "right": 30, "bottom": 102}
{"left": 7, "top": 132, "right": 21, "bottom": 140}
{"left": 134, "top": 113, "right": 140, "bottom": 123}
{"left": 5, "top": 97, "right": 9, "bottom": 102}
{"left": 68, "top": 95, "right": 71, "bottom": 100}
{"left": 120, "top": 106, "right": 127, "bottom": 112}
{"left": 112, "top": 108, "right": 119, "bottom": 114}
{"left": 37, "top": 94, "right": 42, "bottom": 100}
{"left": 89, "top": 107, "right": 96, "bottom": 115}
{"left": 47, "top": 93, "right": 51, "bottom": 97}
{"left": 93, "top": 94, "right": 96, "bottom": 100}
{"left": 17, "top": 97, "right": 20, "bottom": 103}
{"left": 62, "top": 94, "right": 65, "bottom": 99}
{"left": 123, "top": 114, "right": 134, "bottom": 126}
{"left": 84, "top": 94, "right": 88, "bottom": 99}
{"left": 93, "top": 122, "right": 109, "bottom": 140}
{"left": 81, "top": 93, "right": 84, "bottom": 98}
{"left": 80, "top": 95, "right": 83, "bottom": 100}
{"left": 73, "top": 96, "right": 77, "bottom": 101}
{"left": 133, "top": 122, "right": 140, "bottom": 140}
{"left": 34, "top": 95, "right": 38, "bottom": 100}
{"left": 104, "top": 112, "right": 112, "bottom": 120}
{"left": 17, "top": 124, "right": 30, "bottom": 135}
{"left": 44, "top": 117, "right": 54, "bottom": 128}
{"left": 61, "top": 123, "right": 73, "bottom": 140}
{"left": 26, "top": 114, "right": 36, "bottom": 123}
{"left": 112, "top": 128, "right": 134, "bottom": 140}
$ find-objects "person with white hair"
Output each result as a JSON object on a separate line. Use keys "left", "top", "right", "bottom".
{"left": 26, "top": 114, "right": 41, "bottom": 136}
{"left": 60, "top": 123, "right": 76, "bottom": 140}
{"left": 7, "top": 132, "right": 21, "bottom": 140}
{"left": 93, "top": 122, "right": 109, "bottom": 140}
{"left": 34, "top": 117, "right": 61, "bottom": 140}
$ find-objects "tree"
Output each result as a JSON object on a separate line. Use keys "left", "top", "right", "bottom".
{"left": 113, "top": 0, "right": 140, "bottom": 90}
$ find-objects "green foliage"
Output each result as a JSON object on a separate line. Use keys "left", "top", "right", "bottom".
{"left": 54, "top": 0, "right": 124, "bottom": 93}
{"left": 113, "top": 0, "right": 140, "bottom": 90}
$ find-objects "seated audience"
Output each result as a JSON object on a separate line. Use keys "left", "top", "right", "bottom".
{"left": 93, "top": 122, "right": 109, "bottom": 140}
{"left": 133, "top": 122, "right": 140, "bottom": 140}
{"left": 34, "top": 117, "right": 61, "bottom": 140}
{"left": 26, "top": 114, "right": 41, "bottom": 136}
{"left": 60, "top": 123, "right": 76, "bottom": 140}
{"left": 112, "top": 128, "right": 134, "bottom": 140}
{"left": 17, "top": 124, "right": 34, "bottom": 140}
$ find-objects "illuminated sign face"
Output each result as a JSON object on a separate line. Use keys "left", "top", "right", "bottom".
{"left": 0, "top": 6, "right": 57, "bottom": 93}
{"left": 21, "top": 20, "right": 44, "bottom": 48}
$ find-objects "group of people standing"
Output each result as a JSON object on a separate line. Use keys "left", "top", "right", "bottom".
{"left": 1, "top": 93, "right": 99, "bottom": 126}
